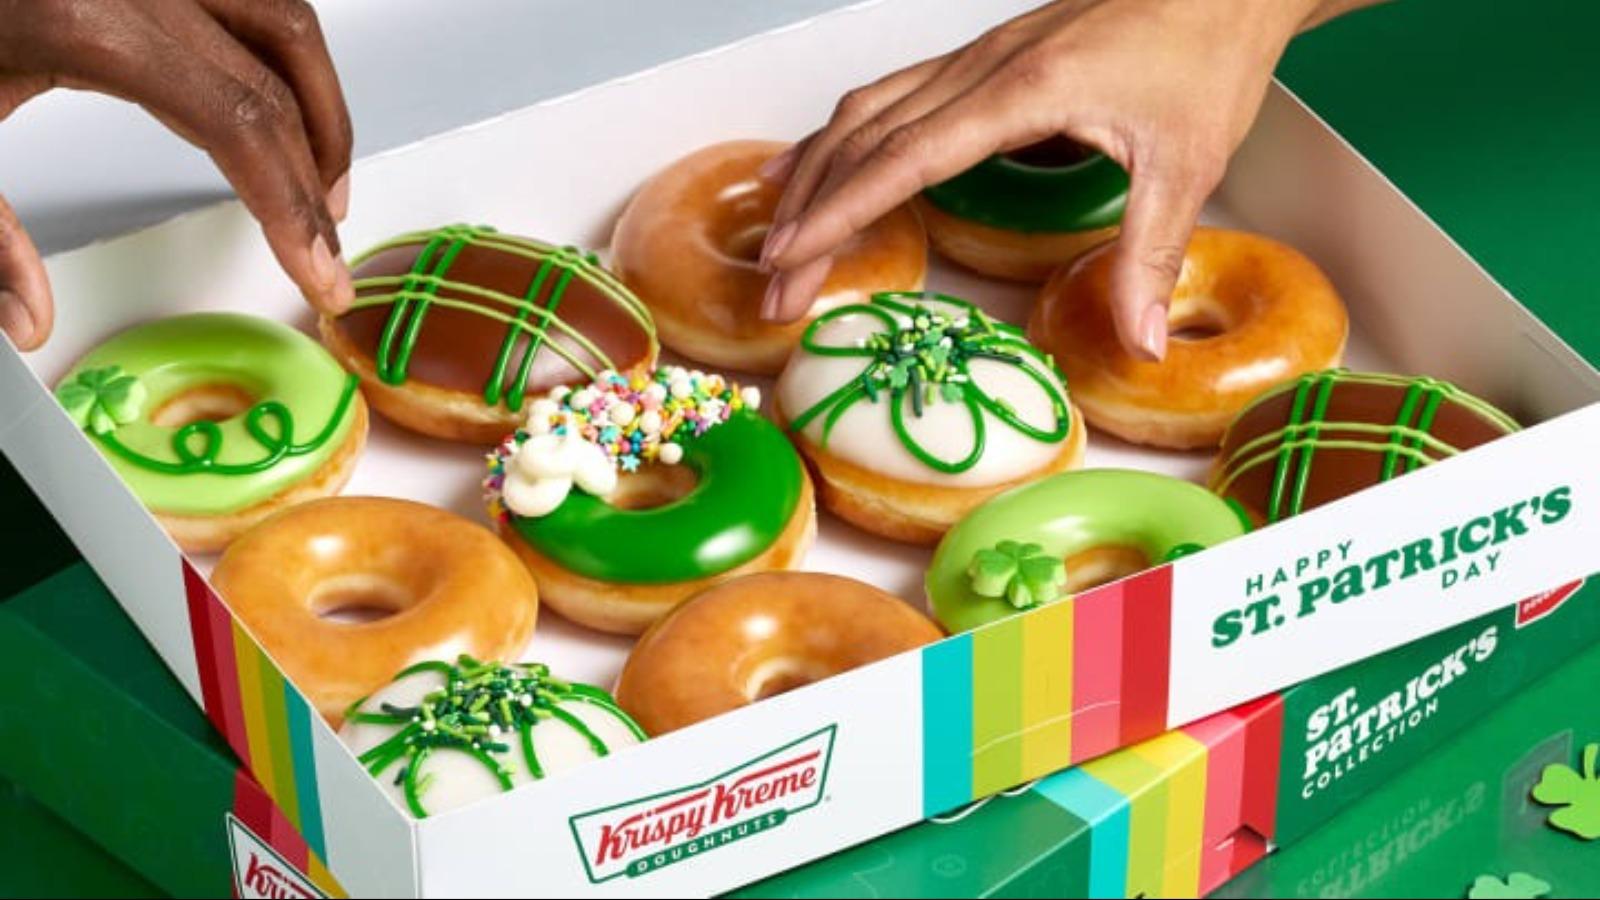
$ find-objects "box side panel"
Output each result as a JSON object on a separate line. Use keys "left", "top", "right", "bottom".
{"left": 415, "top": 651, "right": 924, "bottom": 897}
{"left": 1167, "top": 401, "right": 1600, "bottom": 723}
{"left": 1222, "top": 88, "right": 1600, "bottom": 420}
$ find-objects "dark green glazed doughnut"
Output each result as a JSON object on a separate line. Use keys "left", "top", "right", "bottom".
{"left": 511, "top": 410, "right": 804, "bottom": 583}
{"left": 922, "top": 148, "right": 1129, "bottom": 234}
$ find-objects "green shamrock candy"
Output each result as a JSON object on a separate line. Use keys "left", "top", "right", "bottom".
{"left": 56, "top": 365, "right": 147, "bottom": 435}
{"left": 1532, "top": 742, "right": 1600, "bottom": 840}
{"left": 1467, "top": 872, "right": 1551, "bottom": 899}
{"left": 966, "top": 540, "right": 1066, "bottom": 610}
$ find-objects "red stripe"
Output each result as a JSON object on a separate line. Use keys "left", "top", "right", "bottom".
{"left": 1236, "top": 693, "right": 1285, "bottom": 845}
{"left": 233, "top": 769, "right": 276, "bottom": 846}
{"left": 269, "top": 790, "right": 312, "bottom": 873}
{"left": 207, "top": 589, "right": 251, "bottom": 764}
{"left": 1070, "top": 581, "right": 1124, "bottom": 761}
{"left": 1183, "top": 707, "right": 1256, "bottom": 894}
{"left": 183, "top": 561, "right": 229, "bottom": 737}
{"left": 1117, "top": 565, "right": 1172, "bottom": 744}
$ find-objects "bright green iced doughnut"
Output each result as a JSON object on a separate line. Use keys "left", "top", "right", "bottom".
{"left": 926, "top": 469, "right": 1248, "bottom": 633}
{"left": 55, "top": 313, "right": 360, "bottom": 517}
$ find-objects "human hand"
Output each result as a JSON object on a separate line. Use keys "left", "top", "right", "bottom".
{"left": 0, "top": 0, "right": 354, "bottom": 350}
{"left": 759, "top": 0, "right": 1378, "bottom": 360}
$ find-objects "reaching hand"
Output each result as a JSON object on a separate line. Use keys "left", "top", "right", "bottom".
{"left": 759, "top": 0, "right": 1378, "bottom": 360}
{"left": 0, "top": 0, "right": 354, "bottom": 350}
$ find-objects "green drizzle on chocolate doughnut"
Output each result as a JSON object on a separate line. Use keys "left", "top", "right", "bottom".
{"left": 346, "top": 225, "right": 654, "bottom": 412}
{"left": 347, "top": 656, "right": 643, "bottom": 819}
{"left": 922, "top": 142, "right": 1128, "bottom": 234}
{"left": 787, "top": 292, "right": 1071, "bottom": 474}
{"left": 1211, "top": 370, "right": 1521, "bottom": 524}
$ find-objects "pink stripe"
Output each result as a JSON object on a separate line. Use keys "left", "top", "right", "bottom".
{"left": 1070, "top": 582, "right": 1124, "bottom": 761}
{"left": 1183, "top": 709, "right": 1252, "bottom": 893}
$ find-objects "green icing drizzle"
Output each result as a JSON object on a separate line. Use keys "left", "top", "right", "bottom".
{"left": 56, "top": 313, "right": 362, "bottom": 517}
{"left": 1213, "top": 370, "right": 1521, "bottom": 523}
{"left": 348, "top": 656, "right": 644, "bottom": 819}
{"left": 347, "top": 224, "right": 655, "bottom": 412}
{"left": 788, "top": 292, "right": 1071, "bottom": 474}
{"left": 96, "top": 375, "right": 357, "bottom": 476}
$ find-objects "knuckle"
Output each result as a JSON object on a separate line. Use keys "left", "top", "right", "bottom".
{"left": 832, "top": 87, "right": 879, "bottom": 127}
{"left": 834, "top": 124, "right": 882, "bottom": 167}
{"left": 1002, "top": 47, "right": 1057, "bottom": 93}
{"left": 1142, "top": 243, "right": 1187, "bottom": 283}
{"left": 274, "top": 0, "right": 322, "bottom": 41}
{"left": 223, "top": 73, "right": 297, "bottom": 136}
{"left": 877, "top": 123, "right": 926, "bottom": 165}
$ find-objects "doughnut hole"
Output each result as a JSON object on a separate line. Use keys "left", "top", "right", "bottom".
{"left": 608, "top": 464, "right": 699, "bottom": 510}
{"left": 1002, "top": 135, "right": 1097, "bottom": 169}
{"left": 149, "top": 383, "right": 258, "bottom": 426}
{"left": 308, "top": 574, "right": 415, "bottom": 624}
{"left": 1166, "top": 295, "right": 1234, "bottom": 343}
{"left": 1063, "top": 544, "right": 1152, "bottom": 593}
{"left": 744, "top": 656, "right": 834, "bottom": 701}
{"left": 705, "top": 172, "right": 781, "bottom": 270}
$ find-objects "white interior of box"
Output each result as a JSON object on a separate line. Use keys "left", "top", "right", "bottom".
{"left": 10, "top": 0, "right": 1600, "bottom": 891}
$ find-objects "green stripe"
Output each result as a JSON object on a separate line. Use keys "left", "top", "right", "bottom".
{"left": 971, "top": 617, "right": 1026, "bottom": 798}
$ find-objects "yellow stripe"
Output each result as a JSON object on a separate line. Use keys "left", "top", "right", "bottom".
{"left": 256, "top": 652, "right": 300, "bottom": 828}
{"left": 1021, "top": 599, "right": 1073, "bottom": 776}
{"left": 1129, "top": 731, "right": 1210, "bottom": 898}
{"left": 1081, "top": 739, "right": 1170, "bottom": 898}
{"left": 232, "top": 622, "right": 278, "bottom": 803}
{"left": 971, "top": 616, "right": 1025, "bottom": 797}
{"left": 308, "top": 854, "right": 347, "bottom": 899}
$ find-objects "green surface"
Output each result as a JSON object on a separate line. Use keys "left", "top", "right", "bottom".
{"left": 0, "top": 779, "right": 160, "bottom": 899}
{"left": 2, "top": 0, "right": 1598, "bottom": 896}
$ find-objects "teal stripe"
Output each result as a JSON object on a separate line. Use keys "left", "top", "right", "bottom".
{"left": 921, "top": 636, "right": 974, "bottom": 816}
{"left": 282, "top": 682, "right": 325, "bottom": 859}
{"left": 1034, "top": 767, "right": 1130, "bottom": 898}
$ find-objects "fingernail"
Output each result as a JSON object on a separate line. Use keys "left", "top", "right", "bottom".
{"left": 329, "top": 258, "right": 353, "bottom": 313}
{"left": 1137, "top": 303, "right": 1169, "bottom": 361}
{"left": 310, "top": 234, "right": 338, "bottom": 289}
{"left": 328, "top": 173, "right": 350, "bottom": 223}
{"left": 0, "top": 292, "right": 32, "bottom": 347}
{"left": 759, "top": 146, "right": 798, "bottom": 183}
{"left": 760, "top": 275, "right": 784, "bottom": 321}
{"left": 760, "top": 221, "right": 797, "bottom": 269}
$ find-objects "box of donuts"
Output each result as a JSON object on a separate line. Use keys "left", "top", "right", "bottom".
{"left": 1, "top": 0, "right": 1597, "bottom": 894}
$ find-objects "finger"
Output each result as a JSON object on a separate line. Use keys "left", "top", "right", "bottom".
{"left": 198, "top": 0, "right": 354, "bottom": 218}
{"left": 761, "top": 56, "right": 944, "bottom": 265}
{"left": 0, "top": 193, "right": 53, "bottom": 350}
{"left": 769, "top": 78, "right": 1037, "bottom": 273}
{"left": 66, "top": 11, "right": 353, "bottom": 313}
{"left": 1107, "top": 153, "right": 1222, "bottom": 361}
{"left": 761, "top": 255, "right": 833, "bottom": 324}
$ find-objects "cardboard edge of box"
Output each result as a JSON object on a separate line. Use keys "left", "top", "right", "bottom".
{"left": 1, "top": 0, "right": 1599, "bottom": 894}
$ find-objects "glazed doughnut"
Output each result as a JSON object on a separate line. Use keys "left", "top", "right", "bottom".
{"left": 213, "top": 497, "right": 538, "bottom": 722}
{"left": 321, "top": 224, "right": 657, "bottom": 443}
{"left": 615, "top": 573, "right": 943, "bottom": 735}
{"left": 918, "top": 137, "right": 1127, "bottom": 282}
{"left": 775, "top": 291, "right": 1085, "bottom": 545}
{"left": 610, "top": 140, "right": 928, "bottom": 374}
{"left": 485, "top": 366, "right": 815, "bottom": 635}
{"left": 928, "top": 469, "right": 1247, "bottom": 633}
{"left": 341, "top": 656, "right": 642, "bottom": 817}
{"left": 1029, "top": 227, "right": 1349, "bottom": 449}
{"left": 1211, "top": 370, "right": 1520, "bottom": 526}
{"left": 54, "top": 313, "right": 367, "bottom": 553}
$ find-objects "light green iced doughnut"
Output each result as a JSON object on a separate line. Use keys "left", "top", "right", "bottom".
{"left": 926, "top": 468, "right": 1248, "bottom": 633}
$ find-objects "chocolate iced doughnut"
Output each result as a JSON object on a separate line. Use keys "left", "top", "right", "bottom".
{"left": 1209, "top": 370, "right": 1519, "bottom": 525}
{"left": 320, "top": 225, "right": 657, "bottom": 443}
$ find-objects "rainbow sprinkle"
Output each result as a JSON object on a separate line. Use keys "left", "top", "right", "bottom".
{"left": 484, "top": 366, "right": 758, "bottom": 521}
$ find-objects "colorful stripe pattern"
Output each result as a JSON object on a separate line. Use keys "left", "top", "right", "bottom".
{"left": 1025, "top": 693, "right": 1284, "bottom": 897}
{"left": 232, "top": 770, "right": 346, "bottom": 898}
{"left": 921, "top": 564, "right": 1176, "bottom": 814}
{"left": 183, "top": 561, "right": 331, "bottom": 873}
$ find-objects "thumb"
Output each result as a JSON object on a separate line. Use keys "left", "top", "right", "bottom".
{"left": 1107, "top": 156, "right": 1219, "bottom": 361}
{"left": 0, "top": 193, "right": 53, "bottom": 351}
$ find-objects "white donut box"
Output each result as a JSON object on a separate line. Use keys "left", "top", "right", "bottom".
{"left": 2, "top": 0, "right": 1597, "bottom": 896}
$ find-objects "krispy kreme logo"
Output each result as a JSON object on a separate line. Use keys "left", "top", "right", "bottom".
{"left": 225, "top": 814, "right": 325, "bottom": 899}
{"left": 569, "top": 726, "right": 835, "bottom": 883}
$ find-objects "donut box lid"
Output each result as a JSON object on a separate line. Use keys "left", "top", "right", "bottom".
{"left": 3, "top": 0, "right": 1600, "bottom": 895}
